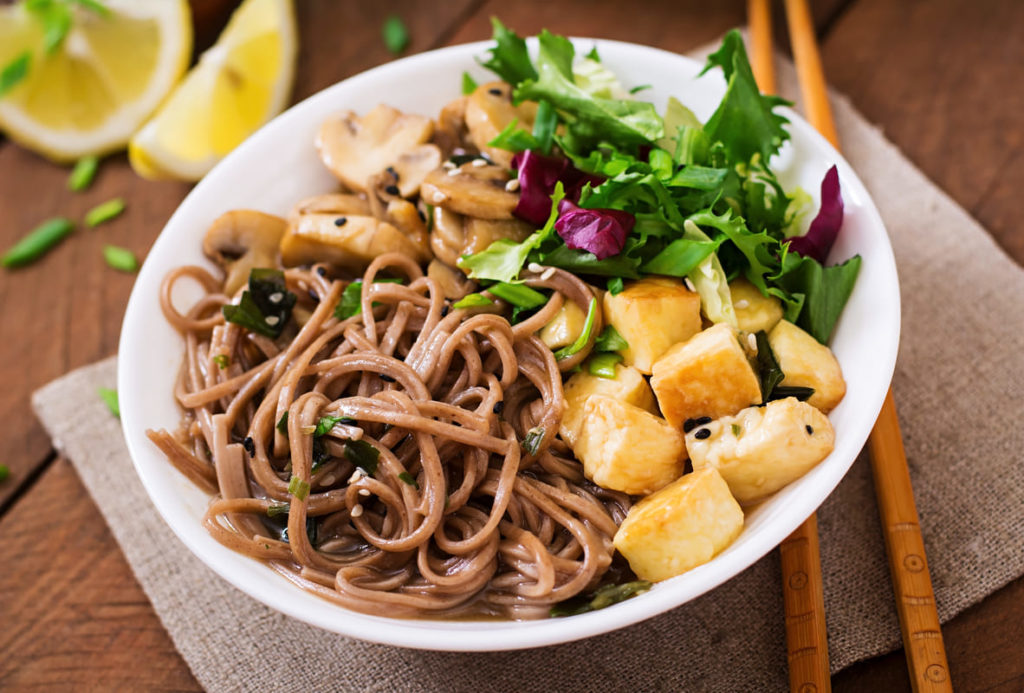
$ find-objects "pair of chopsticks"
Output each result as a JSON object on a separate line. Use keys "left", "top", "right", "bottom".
{"left": 746, "top": 1, "right": 953, "bottom": 691}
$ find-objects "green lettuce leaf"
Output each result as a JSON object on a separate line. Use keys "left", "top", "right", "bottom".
{"left": 480, "top": 17, "right": 537, "bottom": 85}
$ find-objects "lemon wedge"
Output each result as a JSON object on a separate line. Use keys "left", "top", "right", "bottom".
{"left": 0, "top": 0, "right": 192, "bottom": 162}
{"left": 129, "top": 0, "right": 297, "bottom": 181}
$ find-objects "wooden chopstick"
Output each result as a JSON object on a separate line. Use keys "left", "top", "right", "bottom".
{"left": 747, "top": 3, "right": 832, "bottom": 691}
{"left": 772, "top": 0, "right": 953, "bottom": 690}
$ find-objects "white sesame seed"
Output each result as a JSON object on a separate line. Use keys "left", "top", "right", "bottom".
{"left": 430, "top": 191, "right": 448, "bottom": 204}
{"left": 747, "top": 332, "right": 757, "bottom": 351}
{"left": 442, "top": 161, "right": 456, "bottom": 170}
{"left": 264, "top": 315, "right": 280, "bottom": 326}
{"left": 734, "top": 299, "right": 750, "bottom": 309}
{"left": 684, "top": 277, "right": 696, "bottom": 292}
{"left": 504, "top": 179, "right": 520, "bottom": 192}
{"left": 527, "top": 262, "right": 544, "bottom": 273}
{"left": 447, "top": 167, "right": 461, "bottom": 176}
{"left": 268, "top": 291, "right": 284, "bottom": 303}
{"left": 540, "top": 267, "right": 556, "bottom": 281}
{"left": 321, "top": 474, "right": 336, "bottom": 485}
{"left": 471, "top": 158, "right": 488, "bottom": 167}
{"left": 358, "top": 488, "right": 371, "bottom": 497}
{"left": 347, "top": 469, "right": 364, "bottom": 484}
{"left": 351, "top": 504, "right": 364, "bottom": 518}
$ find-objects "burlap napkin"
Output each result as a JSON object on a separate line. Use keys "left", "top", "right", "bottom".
{"left": 31, "top": 47, "right": 1024, "bottom": 691}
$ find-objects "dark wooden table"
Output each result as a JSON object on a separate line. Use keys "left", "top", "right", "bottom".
{"left": 1, "top": 1, "right": 1022, "bottom": 690}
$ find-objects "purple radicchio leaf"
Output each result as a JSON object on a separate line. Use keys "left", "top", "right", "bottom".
{"left": 554, "top": 199, "right": 634, "bottom": 260}
{"left": 788, "top": 164, "right": 843, "bottom": 263}
{"left": 511, "top": 150, "right": 604, "bottom": 225}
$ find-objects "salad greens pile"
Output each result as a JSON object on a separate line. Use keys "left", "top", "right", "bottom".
{"left": 460, "top": 22, "right": 860, "bottom": 344}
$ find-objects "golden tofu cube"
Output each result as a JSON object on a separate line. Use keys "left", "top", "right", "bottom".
{"left": 686, "top": 397, "right": 835, "bottom": 504}
{"left": 613, "top": 467, "right": 744, "bottom": 582}
{"left": 539, "top": 300, "right": 587, "bottom": 350}
{"left": 650, "top": 323, "right": 762, "bottom": 429}
{"left": 560, "top": 364, "right": 657, "bottom": 447}
{"left": 768, "top": 320, "right": 846, "bottom": 412}
{"left": 280, "top": 214, "right": 429, "bottom": 271}
{"left": 602, "top": 278, "right": 702, "bottom": 374}
{"left": 730, "top": 278, "right": 784, "bottom": 334}
{"left": 573, "top": 396, "right": 686, "bottom": 495}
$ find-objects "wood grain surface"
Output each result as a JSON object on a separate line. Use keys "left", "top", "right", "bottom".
{"left": 1, "top": 0, "right": 1022, "bottom": 690}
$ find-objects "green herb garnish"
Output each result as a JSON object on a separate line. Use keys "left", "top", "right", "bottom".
{"left": 267, "top": 503, "right": 289, "bottom": 517}
{"left": 754, "top": 330, "right": 784, "bottom": 401}
{"left": 2, "top": 217, "right": 74, "bottom": 268}
{"left": 550, "top": 580, "right": 652, "bottom": 617}
{"left": 287, "top": 476, "right": 310, "bottom": 501}
{"left": 334, "top": 278, "right": 403, "bottom": 320}
{"left": 587, "top": 352, "right": 622, "bottom": 379}
{"left": 344, "top": 439, "right": 379, "bottom": 475}
{"left": 461, "top": 71, "right": 478, "bottom": 95}
{"left": 223, "top": 268, "right": 297, "bottom": 338}
{"left": 84, "top": 197, "right": 125, "bottom": 227}
{"left": 487, "top": 281, "right": 547, "bottom": 308}
{"left": 521, "top": 427, "right": 545, "bottom": 455}
{"left": 68, "top": 155, "right": 99, "bottom": 191}
{"left": 772, "top": 385, "right": 815, "bottom": 401}
{"left": 731, "top": 423, "right": 743, "bottom": 437}
{"left": 0, "top": 464, "right": 9, "bottom": 482}
{"left": 452, "top": 293, "right": 494, "bottom": 310}
{"left": 606, "top": 277, "right": 624, "bottom": 295}
{"left": 398, "top": 472, "right": 419, "bottom": 490}
{"left": 381, "top": 14, "right": 409, "bottom": 54}
{"left": 276, "top": 411, "right": 289, "bottom": 436}
{"left": 314, "top": 415, "right": 343, "bottom": 437}
{"left": 212, "top": 354, "right": 229, "bottom": 369}
{"left": 97, "top": 387, "right": 119, "bottom": 417}
{"left": 593, "top": 324, "right": 628, "bottom": 353}
{"left": 102, "top": 244, "right": 137, "bottom": 272}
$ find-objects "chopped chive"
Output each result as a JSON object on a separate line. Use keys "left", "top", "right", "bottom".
{"left": 2, "top": 217, "right": 74, "bottom": 268}
{"left": 731, "top": 423, "right": 743, "bottom": 437}
{"left": 554, "top": 298, "right": 597, "bottom": 360}
{"left": 587, "top": 352, "right": 622, "bottom": 379}
{"left": 398, "top": 472, "right": 420, "bottom": 490}
{"left": 0, "top": 464, "right": 9, "bottom": 482}
{"left": 102, "top": 244, "right": 138, "bottom": 272}
{"left": 381, "top": 14, "right": 409, "bottom": 54}
{"left": 452, "top": 293, "right": 493, "bottom": 309}
{"left": 0, "top": 51, "right": 31, "bottom": 97}
{"left": 522, "top": 427, "right": 545, "bottom": 455}
{"left": 97, "top": 387, "right": 119, "bottom": 417}
{"left": 288, "top": 476, "right": 310, "bottom": 501}
{"left": 276, "top": 411, "right": 289, "bottom": 436}
{"left": 85, "top": 197, "right": 125, "bottom": 227}
{"left": 461, "top": 71, "right": 478, "bottom": 95}
{"left": 68, "top": 156, "right": 99, "bottom": 191}
{"left": 267, "top": 503, "right": 289, "bottom": 517}
{"left": 212, "top": 354, "right": 230, "bottom": 369}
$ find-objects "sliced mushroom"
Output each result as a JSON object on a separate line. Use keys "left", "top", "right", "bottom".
{"left": 385, "top": 199, "right": 431, "bottom": 258}
{"left": 465, "top": 81, "right": 538, "bottom": 167}
{"left": 421, "top": 162, "right": 519, "bottom": 220}
{"left": 289, "top": 193, "right": 370, "bottom": 218}
{"left": 280, "top": 214, "right": 431, "bottom": 271}
{"left": 317, "top": 105, "right": 434, "bottom": 194}
{"left": 463, "top": 217, "right": 533, "bottom": 255}
{"left": 427, "top": 259, "right": 476, "bottom": 300}
{"left": 429, "top": 206, "right": 466, "bottom": 267}
{"left": 203, "top": 210, "right": 287, "bottom": 296}
{"left": 433, "top": 96, "right": 474, "bottom": 158}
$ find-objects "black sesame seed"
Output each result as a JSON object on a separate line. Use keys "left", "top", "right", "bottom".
{"left": 386, "top": 165, "right": 399, "bottom": 180}
{"left": 334, "top": 216, "right": 347, "bottom": 227}
{"left": 340, "top": 417, "right": 357, "bottom": 425}
{"left": 492, "top": 401, "right": 504, "bottom": 414}
{"left": 695, "top": 416, "right": 712, "bottom": 426}
{"left": 308, "top": 289, "right": 319, "bottom": 302}
{"left": 417, "top": 208, "right": 427, "bottom": 222}
{"left": 242, "top": 436, "right": 255, "bottom": 457}
{"left": 384, "top": 184, "right": 400, "bottom": 196}
{"left": 488, "top": 87, "right": 503, "bottom": 96}
{"left": 316, "top": 266, "right": 327, "bottom": 277}
{"left": 806, "top": 425, "right": 814, "bottom": 435}
{"left": 683, "top": 418, "right": 698, "bottom": 433}
{"left": 440, "top": 305, "right": 450, "bottom": 317}
{"left": 380, "top": 374, "right": 396, "bottom": 383}
{"left": 694, "top": 428, "right": 711, "bottom": 440}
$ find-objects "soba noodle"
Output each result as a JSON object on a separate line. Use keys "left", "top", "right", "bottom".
{"left": 150, "top": 251, "right": 632, "bottom": 619}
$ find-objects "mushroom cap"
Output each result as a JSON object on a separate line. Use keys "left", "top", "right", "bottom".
{"left": 280, "top": 213, "right": 430, "bottom": 271}
{"left": 465, "top": 81, "right": 538, "bottom": 168}
{"left": 202, "top": 209, "right": 287, "bottom": 295}
{"left": 316, "top": 105, "right": 434, "bottom": 194}
{"left": 421, "top": 162, "right": 519, "bottom": 220}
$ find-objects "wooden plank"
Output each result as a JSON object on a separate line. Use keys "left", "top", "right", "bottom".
{"left": 0, "top": 460, "right": 201, "bottom": 691}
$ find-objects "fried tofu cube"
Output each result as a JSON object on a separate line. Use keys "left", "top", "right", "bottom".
{"left": 768, "top": 320, "right": 846, "bottom": 412}
{"left": 560, "top": 364, "right": 657, "bottom": 447}
{"left": 602, "top": 278, "right": 702, "bottom": 374}
{"left": 538, "top": 300, "right": 587, "bottom": 350}
{"left": 650, "top": 323, "right": 762, "bottom": 429}
{"left": 573, "top": 396, "right": 686, "bottom": 495}
{"left": 613, "top": 467, "right": 744, "bottom": 582}
{"left": 730, "top": 278, "right": 784, "bottom": 334}
{"left": 686, "top": 398, "right": 835, "bottom": 504}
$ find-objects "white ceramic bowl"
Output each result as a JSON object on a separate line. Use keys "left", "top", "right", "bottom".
{"left": 118, "top": 38, "right": 899, "bottom": 651}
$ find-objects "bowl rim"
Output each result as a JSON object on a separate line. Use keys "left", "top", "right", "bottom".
{"left": 118, "top": 36, "right": 900, "bottom": 652}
